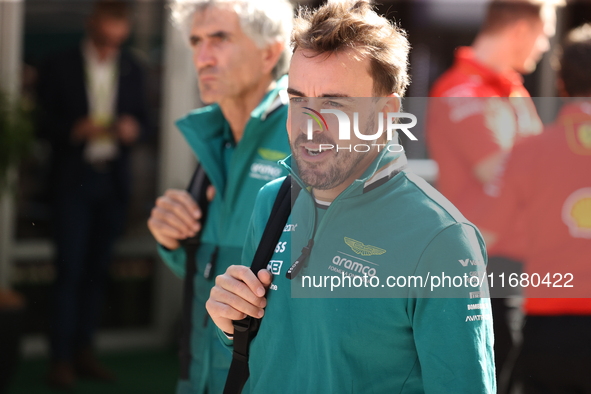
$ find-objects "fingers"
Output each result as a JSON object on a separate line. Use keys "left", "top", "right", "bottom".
{"left": 222, "top": 265, "right": 267, "bottom": 302}
{"left": 148, "top": 217, "right": 182, "bottom": 250}
{"left": 210, "top": 283, "right": 265, "bottom": 319}
{"left": 206, "top": 185, "right": 216, "bottom": 202}
{"left": 164, "top": 189, "right": 201, "bottom": 220}
{"left": 116, "top": 115, "right": 140, "bottom": 144}
{"left": 205, "top": 298, "right": 241, "bottom": 334}
{"left": 257, "top": 269, "right": 273, "bottom": 288}
{"left": 148, "top": 215, "right": 185, "bottom": 239}
{"left": 153, "top": 200, "right": 199, "bottom": 237}
{"left": 154, "top": 190, "right": 201, "bottom": 233}
{"left": 148, "top": 189, "right": 203, "bottom": 246}
{"left": 150, "top": 206, "right": 197, "bottom": 239}
{"left": 71, "top": 118, "right": 104, "bottom": 141}
{"left": 215, "top": 268, "right": 272, "bottom": 318}
{"left": 207, "top": 265, "right": 270, "bottom": 335}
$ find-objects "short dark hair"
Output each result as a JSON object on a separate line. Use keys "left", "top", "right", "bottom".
{"left": 560, "top": 24, "right": 591, "bottom": 97}
{"left": 91, "top": 0, "right": 130, "bottom": 20}
{"left": 480, "top": 1, "right": 542, "bottom": 35}
{"left": 291, "top": 0, "right": 410, "bottom": 97}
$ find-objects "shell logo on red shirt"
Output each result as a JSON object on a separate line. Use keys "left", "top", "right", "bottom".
{"left": 578, "top": 124, "right": 591, "bottom": 148}
{"left": 565, "top": 117, "right": 591, "bottom": 155}
{"left": 562, "top": 188, "right": 591, "bottom": 239}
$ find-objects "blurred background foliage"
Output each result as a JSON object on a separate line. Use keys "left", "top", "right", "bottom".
{"left": 0, "top": 94, "right": 34, "bottom": 192}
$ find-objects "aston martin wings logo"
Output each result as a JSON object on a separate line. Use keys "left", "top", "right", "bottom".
{"left": 344, "top": 237, "right": 386, "bottom": 256}
{"left": 258, "top": 147, "right": 288, "bottom": 162}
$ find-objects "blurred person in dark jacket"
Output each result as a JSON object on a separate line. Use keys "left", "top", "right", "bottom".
{"left": 38, "top": 0, "right": 148, "bottom": 388}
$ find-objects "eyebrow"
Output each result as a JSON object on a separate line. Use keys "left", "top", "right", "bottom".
{"left": 208, "top": 31, "right": 230, "bottom": 39}
{"left": 189, "top": 30, "right": 230, "bottom": 43}
{"left": 287, "top": 87, "right": 355, "bottom": 101}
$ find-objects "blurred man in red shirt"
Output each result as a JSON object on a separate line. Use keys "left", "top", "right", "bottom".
{"left": 428, "top": 0, "right": 556, "bottom": 256}
{"left": 426, "top": 1, "right": 558, "bottom": 391}
{"left": 480, "top": 23, "right": 591, "bottom": 393}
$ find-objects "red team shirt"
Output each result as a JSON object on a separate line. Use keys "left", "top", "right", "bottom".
{"left": 427, "top": 47, "right": 543, "bottom": 260}
{"left": 480, "top": 102, "right": 591, "bottom": 315}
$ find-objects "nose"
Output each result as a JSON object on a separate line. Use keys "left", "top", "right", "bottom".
{"left": 194, "top": 41, "right": 215, "bottom": 71}
{"left": 301, "top": 114, "right": 325, "bottom": 141}
{"left": 303, "top": 104, "right": 328, "bottom": 133}
{"left": 538, "top": 35, "right": 551, "bottom": 54}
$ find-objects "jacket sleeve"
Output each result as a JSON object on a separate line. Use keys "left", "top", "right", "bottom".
{"left": 124, "top": 53, "right": 151, "bottom": 142}
{"left": 37, "top": 54, "right": 80, "bottom": 150}
{"left": 408, "top": 223, "right": 496, "bottom": 394}
{"left": 157, "top": 244, "right": 187, "bottom": 278}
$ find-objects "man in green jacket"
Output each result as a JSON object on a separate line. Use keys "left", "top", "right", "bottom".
{"left": 147, "top": 1, "right": 293, "bottom": 393}
{"left": 207, "top": 1, "right": 496, "bottom": 392}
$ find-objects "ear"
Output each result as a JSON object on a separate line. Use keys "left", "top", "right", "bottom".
{"left": 377, "top": 93, "right": 401, "bottom": 122}
{"left": 382, "top": 93, "right": 401, "bottom": 113}
{"left": 261, "top": 41, "right": 285, "bottom": 77}
{"left": 511, "top": 19, "right": 532, "bottom": 39}
{"left": 374, "top": 94, "right": 402, "bottom": 144}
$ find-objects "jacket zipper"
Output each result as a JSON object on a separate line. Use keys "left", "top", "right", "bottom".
{"left": 285, "top": 178, "right": 347, "bottom": 279}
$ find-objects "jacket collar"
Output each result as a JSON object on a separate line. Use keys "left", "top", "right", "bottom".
{"left": 454, "top": 47, "right": 525, "bottom": 97}
{"left": 175, "top": 75, "right": 289, "bottom": 145}
{"left": 174, "top": 75, "right": 288, "bottom": 199}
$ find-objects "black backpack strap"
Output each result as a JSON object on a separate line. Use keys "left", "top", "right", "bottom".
{"left": 223, "top": 175, "right": 301, "bottom": 394}
{"left": 179, "top": 164, "right": 211, "bottom": 380}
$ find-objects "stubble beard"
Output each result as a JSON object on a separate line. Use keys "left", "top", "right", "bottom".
{"left": 291, "top": 115, "right": 376, "bottom": 190}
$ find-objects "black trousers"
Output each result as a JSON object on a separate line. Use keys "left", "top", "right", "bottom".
{"left": 50, "top": 168, "right": 126, "bottom": 361}
{"left": 487, "top": 257, "right": 525, "bottom": 394}
{"left": 0, "top": 308, "right": 24, "bottom": 393}
{"left": 517, "top": 315, "right": 591, "bottom": 394}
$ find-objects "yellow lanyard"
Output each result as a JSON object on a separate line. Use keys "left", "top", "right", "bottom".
{"left": 84, "top": 57, "right": 119, "bottom": 128}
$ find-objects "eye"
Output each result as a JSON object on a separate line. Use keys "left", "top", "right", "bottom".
{"left": 290, "top": 97, "right": 306, "bottom": 103}
{"left": 211, "top": 33, "right": 229, "bottom": 44}
{"left": 189, "top": 36, "right": 201, "bottom": 47}
{"left": 327, "top": 100, "right": 343, "bottom": 108}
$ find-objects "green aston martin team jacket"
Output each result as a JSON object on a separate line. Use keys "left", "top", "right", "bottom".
{"left": 221, "top": 146, "right": 497, "bottom": 393}
{"left": 158, "top": 76, "right": 290, "bottom": 394}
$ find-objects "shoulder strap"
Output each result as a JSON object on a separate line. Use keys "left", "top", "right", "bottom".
{"left": 179, "top": 164, "right": 211, "bottom": 380}
{"left": 223, "top": 175, "right": 301, "bottom": 394}
{"left": 250, "top": 175, "right": 299, "bottom": 273}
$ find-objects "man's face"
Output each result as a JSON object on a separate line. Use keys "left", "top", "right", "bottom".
{"left": 91, "top": 16, "right": 130, "bottom": 51}
{"left": 513, "top": 13, "right": 554, "bottom": 74}
{"left": 190, "top": 6, "right": 267, "bottom": 104}
{"left": 287, "top": 49, "right": 394, "bottom": 190}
